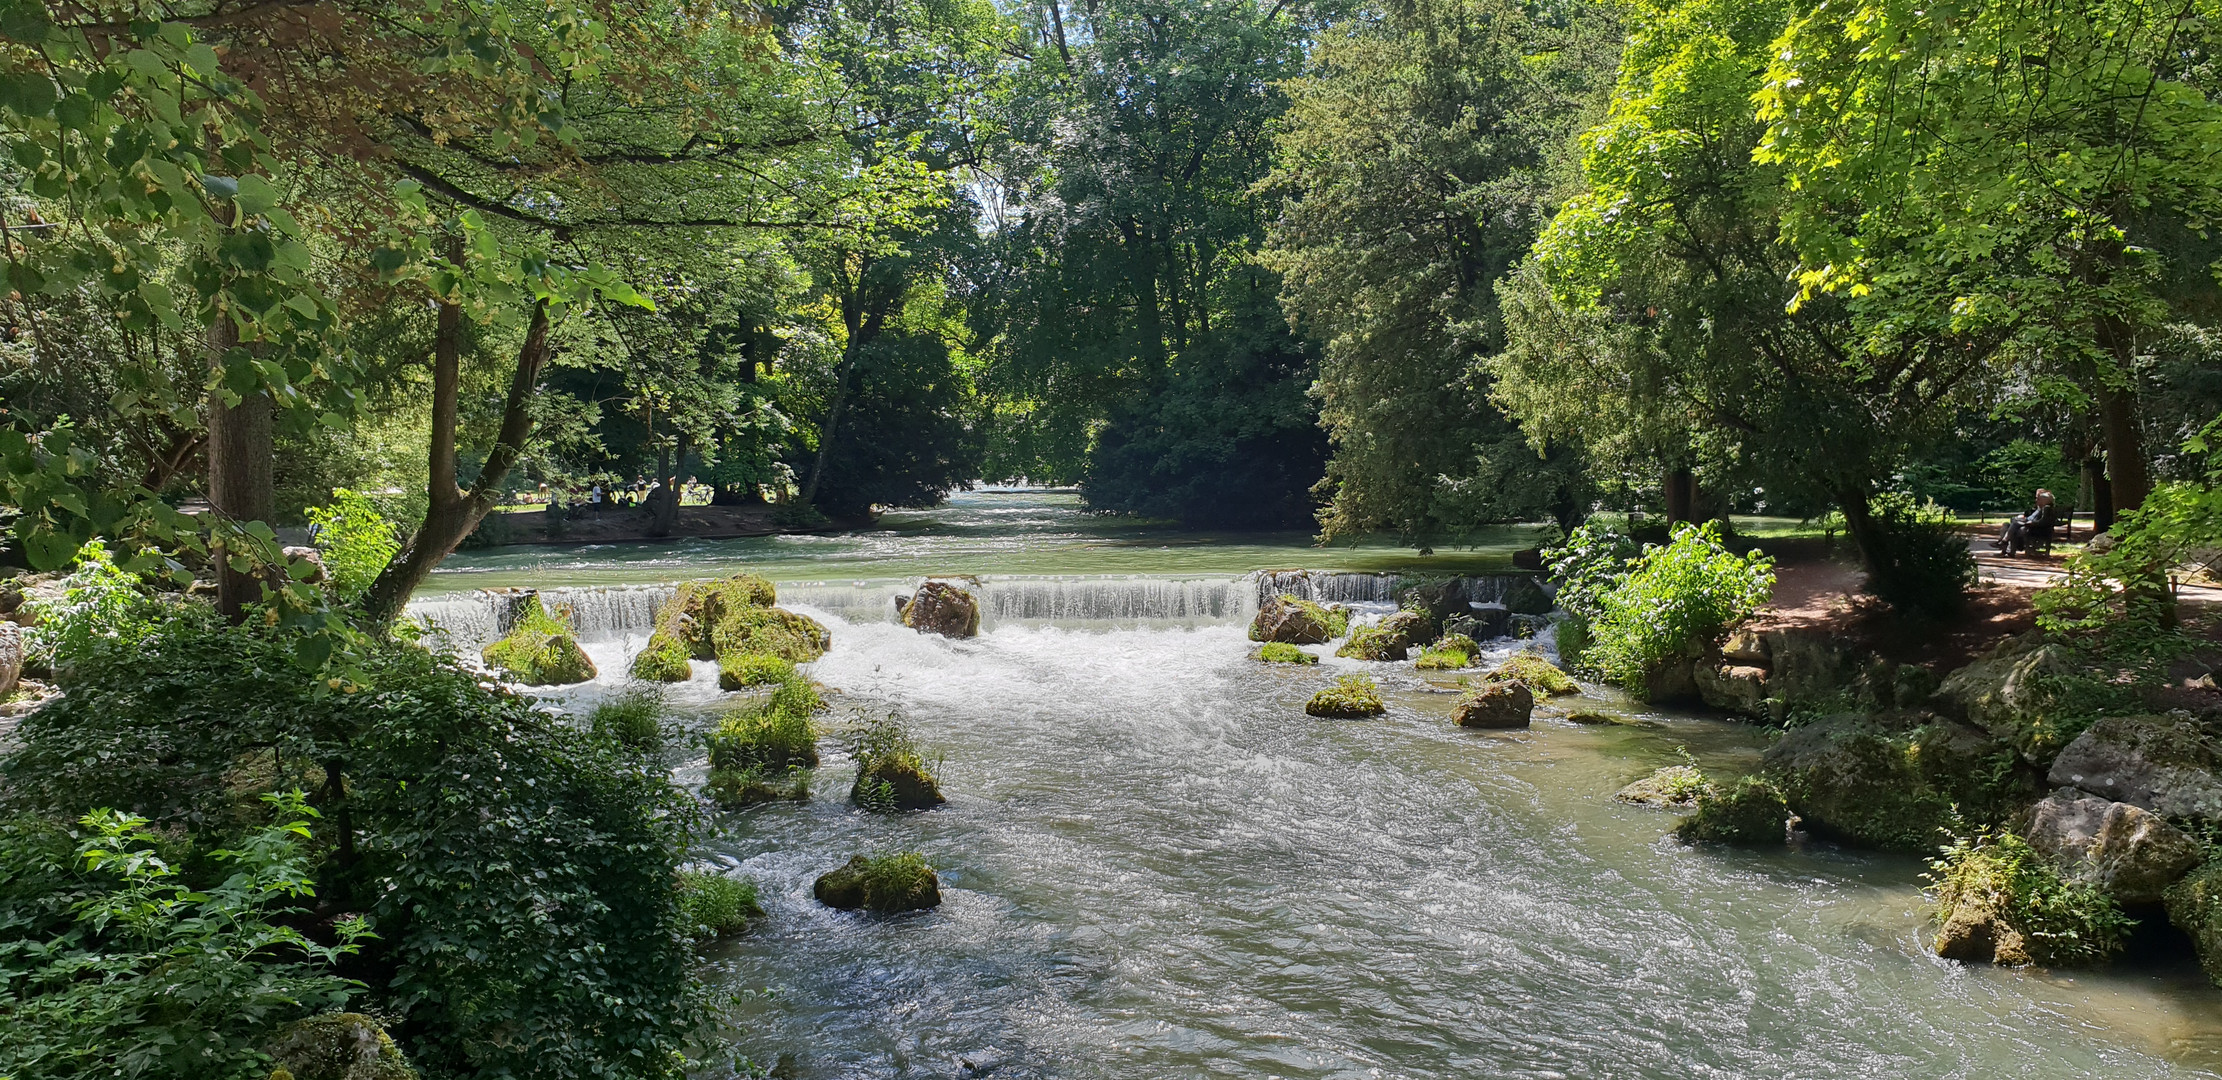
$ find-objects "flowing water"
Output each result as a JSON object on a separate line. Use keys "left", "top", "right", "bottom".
{"left": 416, "top": 491, "right": 2222, "bottom": 1079}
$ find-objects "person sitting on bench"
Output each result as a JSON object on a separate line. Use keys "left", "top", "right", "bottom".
{"left": 1998, "top": 489, "right": 2062, "bottom": 555}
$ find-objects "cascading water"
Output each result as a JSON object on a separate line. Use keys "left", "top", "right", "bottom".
{"left": 434, "top": 491, "right": 2222, "bottom": 1079}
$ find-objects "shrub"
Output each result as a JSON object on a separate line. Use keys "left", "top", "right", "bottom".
{"left": 0, "top": 793, "right": 366, "bottom": 1080}
{"left": 1306, "top": 674, "right": 1386, "bottom": 718}
{"left": 1, "top": 608, "right": 709, "bottom": 1079}
{"left": 1929, "top": 832, "right": 2130, "bottom": 965}
{"left": 2037, "top": 481, "right": 2221, "bottom": 644}
{"left": 590, "top": 686, "right": 664, "bottom": 749}
{"left": 849, "top": 712, "right": 944, "bottom": 812}
{"left": 1859, "top": 492, "right": 1978, "bottom": 620}
{"left": 1673, "top": 777, "right": 1790, "bottom": 845}
{"left": 707, "top": 684, "right": 821, "bottom": 772}
{"left": 1255, "top": 642, "right": 1318, "bottom": 664}
{"left": 1580, "top": 523, "right": 1773, "bottom": 694}
{"left": 1488, "top": 652, "right": 1577, "bottom": 695}
{"left": 23, "top": 540, "right": 158, "bottom": 675}
{"left": 305, "top": 489, "right": 401, "bottom": 604}
{"left": 812, "top": 853, "right": 941, "bottom": 913}
{"left": 480, "top": 595, "right": 597, "bottom": 685}
{"left": 718, "top": 652, "right": 796, "bottom": 690}
{"left": 677, "top": 870, "right": 763, "bottom": 938}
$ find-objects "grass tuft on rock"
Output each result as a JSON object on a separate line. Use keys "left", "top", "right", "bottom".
{"left": 718, "top": 653, "right": 796, "bottom": 690}
{"left": 588, "top": 686, "right": 663, "bottom": 749}
{"left": 1616, "top": 764, "right": 1714, "bottom": 809}
{"left": 1336, "top": 625, "right": 1408, "bottom": 662}
{"left": 708, "top": 676, "right": 822, "bottom": 772}
{"left": 703, "top": 764, "right": 811, "bottom": 808}
{"left": 629, "top": 630, "right": 694, "bottom": 682}
{"left": 1306, "top": 674, "right": 1386, "bottom": 718}
{"left": 1674, "top": 777, "right": 1789, "bottom": 845}
{"left": 480, "top": 595, "right": 596, "bottom": 685}
{"left": 1488, "top": 652, "right": 1577, "bottom": 696}
{"left": 850, "top": 711, "right": 944, "bottom": 811}
{"left": 813, "top": 852, "right": 942, "bottom": 912}
{"left": 1255, "top": 642, "right": 1318, "bottom": 665}
{"left": 1930, "top": 831, "right": 2130, "bottom": 966}
{"left": 677, "top": 870, "right": 763, "bottom": 938}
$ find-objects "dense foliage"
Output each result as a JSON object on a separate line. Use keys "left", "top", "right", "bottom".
{"left": 1930, "top": 832, "right": 2131, "bottom": 967}
{"left": 1552, "top": 523, "right": 1774, "bottom": 693}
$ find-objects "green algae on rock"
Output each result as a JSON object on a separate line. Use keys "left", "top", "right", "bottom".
{"left": 1255, "top": 641, "right": 1319, "bottom": 664}
{"left": 1673, "top": 777, "right": 1790, "bottom": 845}
{"left": 1307, "top": 674, "right": 1386, "bottom": 718}
{"left": 480, "top": 595, "right": 596, "bottom": 685}
{"left": 630, "top": 574, "right": 828, "bottom": 683}
{"left": 1487, "top": 652, "right": 1578, "bottom": 696}
{"left": 1250, "top": 594, "right": 1350, "bottom": 645}
{"left": 1616, "top": 765, "right": 1714, "bottom": 810}
{"left": 1763, "top": 714, "right": 2033, "bottom": 852}
{"left": 813, "top": 852, "right": 942, "bottom": 912}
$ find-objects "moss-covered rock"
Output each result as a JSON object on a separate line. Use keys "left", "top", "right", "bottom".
{"left": 1250, "top": 594, "right": 1348, "bottom": 645}
{"left": 637, "top": 574, "right": 828, "bottom": 673}
{"left": 850, "top": 712, "right": 944, "bottom": 811}
{"left": 1932, "top": 832, "right": 2129, "bottom": 966}
{"left": 1616, "top": 765, "right": 1714, "bottom": 810}
{"left": 718, "top": 653, "right": 796, "bottom": 690}
{"left": 703, "top": 765, "right": 811, "bottom": 808}
{"left": 1673, "top": 777, "right": 1790, "bottom": 845}
{"left": 707, "top": 678, "right": 822, "bottom": 771}
{"left": 1306, "top": 674, "right": 1386, "bottom": 718}
{"left": 587, "top": 687, "right": 662, "bottom": 748}
{"left": 1255, "top": 641, "right": 1318, "bottom": 664}
{"left": 1414, "top": 633, "right": 1479, "bottom": 670}
{"left": 2047, "top": 714, "right": 2222, "bottom": 821}
{"left": 1337, "top": 624, "right": 1408, "bottom": 662}
{"left": 479, "top": 596, "right": 596, "bottom": 685}
{"left": 1762, "top": 714, "right": 2034, "bottom": 852}
{"left": 1935, "top": 639, "right": 2093, "bottom": 764}
{"left": 1501, "top": 576, "right": 1554, "bottom": 616}
{"left": 902, "top": 580, "right": 981, "bottom": 638}
{"left": 2166, "top": 862, "right": 2222, "bottom": 985}
{"left": 1453, "top": 681, "right": 1532, "bottom": 729}
{"left": 1487, "top": 652, "right": 1577, "bottom": 696}
{"left": 266, "top": 1013, "right": 417, "bottom": 1080}
{"left": 2023, "top": 788, "right": 2200, "bottom": 904}
{"left": 708, "top": 606, "right": 832, "bottom": 665}
{"left": 677, "top": 870, "right": 763, "bottom": 938}
{"left": 813, "top": 852, "right": 942, "bottom": 913}
{"left": 628, "top": 630, "right": 694, "bottom": 682}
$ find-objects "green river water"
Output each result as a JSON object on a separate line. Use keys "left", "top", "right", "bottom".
{"left": 420, "top": 489, "right": 2222, "bottom": 1079}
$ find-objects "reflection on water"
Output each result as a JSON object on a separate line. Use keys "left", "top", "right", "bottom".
{"left": 419, "top": 488, "right": 1555, "bottom": 594}
{"left": 512, "top": 606, "right": 2222, "bottom": 1080}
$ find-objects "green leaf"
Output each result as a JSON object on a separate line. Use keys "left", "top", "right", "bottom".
{"left": 0, "top": 0, "right": 54, "bottom": 43}
{"left": 235, "top": 173, "right": 279, "bottom": 216}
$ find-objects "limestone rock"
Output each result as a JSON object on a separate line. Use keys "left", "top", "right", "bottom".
{"left": 1763, "top": 713, "right": 2033, "bottom": 852}
{"left": 267, "top": 1013, "right": 417, "bottom": 1080}
{"left": 813, "top": 853, "right": 942, "bottom": 913}
{"left": 2047, "top": 715, "right": 2222, "bottom": 821}
{"left": 1337, "top": 609, "right": 1432, "bottom": 661}
{"left": 1935, "top": 640, "right": 2080, "bottom": 762}
{"left": 1454, "top": 681, "right": 1533, "bottom": 729}
{"left": 2166, "top": 863, "right": 2222, "bottom": 985}
{"left": 902, "top": 580, "right": 981, "bottom": 639}
{"left": 1501, "top": 577, "right": 1554, "bottom": 616}
{"left": 2024, "top": 788, "right": 2201, "bottom": 903}
{"left": 1644, "top": 657, "right": 1702, "bottom": 706}
{"left": 1249, "top": 595, "right": 1344, "bottom": 646}
{"left": 1933, "top": 894, "right": 2032, "bottom": 966}
{"left": 1673, "top": 778, "right": 1791, "bottom": 845}
{"left": 1721, "top": 628, "right": 1770, "bottom": 665}
{"left": 0, "top": 622, "right": 19, "bottom": 696}
{"left": 1615, "top": 765, "right": 1712, "bottom": 810}
{"left": 1695, "top": 663, "right": 1769, "bottom": 717}
{"left": 1443, "top": 606, "right": 1512, "bottom": 642}
{"left": 480, "top": 596, "right": 597, "bottom": 686}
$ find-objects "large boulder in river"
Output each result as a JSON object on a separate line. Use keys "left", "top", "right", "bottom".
{"left": 1443, "top": 607, "right": 1512, "bottom": 642}
{"left": 1935, "top": 638, "right": 2083, "bottom": 764}
{"left": 1500, "top": 577, "right": 1554, "bottom": 616}
{"left": 902, "top": 580, "right": 981, "bottom": 639}
{"left": 2023, "top": 788, "right": 2201, "bottom": 904}
{"left": 813, "top": 853, "right": 942, "bottom": 913}
{"left": 1336, "top": 609, "right": 1432, "bottom": 662}
{"left": 2047, "top": 714, "right": 2222, "bottom": 821}
{"left": 1453, "top": 681, "right": 1533, "bottom": 729}
{"left": 1249, "top": 595, "right": 1347, "bottom": 645}
{"left": 480, "top": 596, "right": 597, "bottom": 686}
{"left": 2166, "top": 863, "right": 2222, "bottom": 985}
{"left": 1762, "top": 713, "right": 2035, "bottom": 851}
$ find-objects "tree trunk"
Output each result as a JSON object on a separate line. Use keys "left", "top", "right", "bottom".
{"left": 1833, "top": 488, "right": 1896, "bottom": 597}
{"left": 2083, "top": 459, "right": 2115, "bottom": 534}
{"left": 649, "top": 438, "right": 685, "bottom": 537}
{"left": 2097, "top": 381, "right": 2149, "bottom": 516}
{"left": 362, "top": 300, "right": 552, "bottom": 626}
{"left": 1663, "top": 467, "right": 1695, "bottom": 525}
{"left": 205, "top": 306, "right": 274, "bottom": 623}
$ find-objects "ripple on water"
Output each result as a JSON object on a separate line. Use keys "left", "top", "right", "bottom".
{"left": 526, "top": 608, "right": 2222, "bottom": 1080}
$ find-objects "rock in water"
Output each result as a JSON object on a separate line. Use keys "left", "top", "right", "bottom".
{"left": 1250, "top": 594, "right": 1344, "bottom": 645}
{"left": 903, "top": 580, "right": 981, "bottom": 638}
{"left": 813, "top": 853, "right": 942, "bottom": 913}
{"left": 1933, "top": 893, "right": 2031, "bottom": 966}
{"left": 2167, "top": 863, "right": 2222, "bottom": 985}
{"left": 480, "top": 595, "right": 597, "bottom": 686}
{"left": 2047, "top": 714, "right": 2222, "bottom": 821}
{"left": 1501, "top": 577, "right": 1554, "bottom": 616}
{"left": 266, "top": 1012, "right": 418, "bottom": 1080}
{"left": 1454, "top": 682, "right": 1533, "bottom": 729}
{"left": 1616, "top": 765, "right": 1713, "bottom": 809}
{"left": 2024, "top": 788, "right": 2201, "bottom": 903}
{"left": 0, "top": 622, "right": 20, "bottom": 696}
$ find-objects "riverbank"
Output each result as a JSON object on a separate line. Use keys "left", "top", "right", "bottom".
{"left": 469, "top": 504, "right": 850, "bottom": 546}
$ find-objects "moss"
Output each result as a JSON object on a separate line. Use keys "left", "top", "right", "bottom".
{"left": 1764, "top": 717, "right": 2034, "bottom": 852}
{"left": 850, "top": 712, "right": 944, "bottom": 811}
{"left": 266, "top": 1013, "right": 417, "bottom": 1080}
{"left": 708, "top": 605, "right": 831, "bottom": 665}
{"left": 1931, "top": 832, "right": 2130, "bottom": 966}
{"left": 1674, "top": 777, "right": 1790, "bottom": 844}
{"left": 708, "top": 677, "right": 821, "bottom": 771}
{"left": 718, "top": 653, "right": 796, "bottom": 690}
{"left": 1616, "top": 765, "right": 1714, "bottom": 809}
{"left": 628, "top": 630, "right": 694, "bottom": 682}
{"left": 1413, "top": 647, "right": 1473, "bottom": 671}
{"left": 1306, "top": 674, "right": 1386, "bottom": 718}
{"left": 813, "top": 852, "right": 942, "bottom": 912}
{"left": 588, "top": 687, "right": 662, "bottom": 748}
{"left": 677, "top": 870, "right": 763, "bottom": 938}
{"left": 479, "top": 596, "right": 597, "bottom": 685}
{"left": 1336, "top": 625, "right": 1409, "bottom": 662}
{"left": 1488, "top": 652, "right": 1577, "bottom": 695}
{"left": 641, "top": 574, "right": 824, "bottom": 668}
{"left": 1249, "top": 595, "right": 1350, "bottom": 644}
{"left": 2167, "top": 861, "right": 2222, "bottom": 985}
{"left": 703, "top": 765, "right": 811, "bottom": 808}
{"left": 1255, "top": 641, "right": 1318, "bottom": 664}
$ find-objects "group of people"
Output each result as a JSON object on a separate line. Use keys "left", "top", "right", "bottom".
{"left": 519, "top": 478, "right": 706, "bottom": 514}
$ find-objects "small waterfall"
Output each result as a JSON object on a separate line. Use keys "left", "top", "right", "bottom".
{"left": 1256, "top": 570, "right": 1400, "bottom": 604}
{"left": 406, "top": 584, "right": 674, "bottom": 650}
{"left": 983, "top": 577, "right": 1251, "bottom": 623}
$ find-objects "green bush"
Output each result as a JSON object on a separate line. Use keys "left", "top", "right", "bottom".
{"left": 0, "top": 607, "right": 709, "bottom": 1079}
{"left": 1673, "top": 777, "right": 1789, "bottom": 845}
{"left": 1255, "top": 641, "right": 1318, "bottom": 664}
{"left": 1860, "top": 492, "right": 1978, "bottom": 620}
{"left": 23, "top": 540, "right": 159, "bottom": 675}
{"left": 305, "top": 489, "right": 401, "bottom": 604}
{"left": 718, "top": 652, "right": 796, "bottom": 690}
{"left": 1930, "top": 831, "right": 2130, "bottom": 966}
{"left": 1573, "top": 522, "right": 1773, "bottom": 694}
{"left": 589, "top": 686, "right": 664, "bottom": 749}
{"left": 1305, "top": 674, "right": 1386, "bottom": 718}
{"left": 849, "top": 712, "right": 944, "bottom": 812}
{"left": 677, "top": 870, "right": 762, "bottom": 938}
{"left": 707, "top": 682, "right": 821, "bottom": 772}
{"left": 0, "top": 793, "right": 366, "bottom": 1080}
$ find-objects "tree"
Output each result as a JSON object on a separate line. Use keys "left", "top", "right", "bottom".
{"left": 1263, "top": 0, "right": 1620, "bottom": 544}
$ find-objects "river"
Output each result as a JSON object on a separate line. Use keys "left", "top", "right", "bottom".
{"left": 415, "top": 489, "right": 2222, "bottom": 1079}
